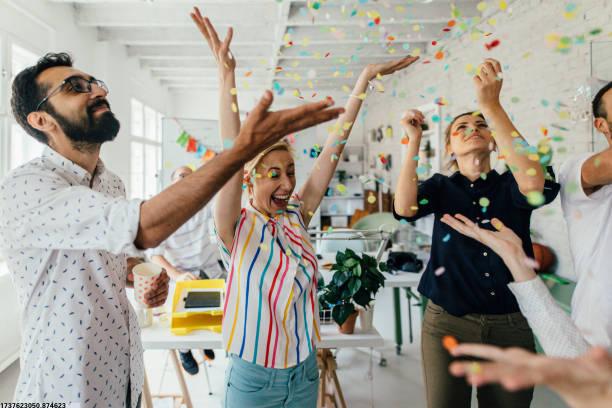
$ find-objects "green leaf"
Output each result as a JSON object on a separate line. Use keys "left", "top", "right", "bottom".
{"left": 352, "top": 263, "right": 362, "bottom": 277}
{"left": 332, "top": 302, "right": 356, "bottom": 325}
{"left": 333, "top": 271, "right": 349, "bottom": 287}
{"left": 344, "top": 258, "right": 359, "bottom": 268}
{"left": 378, "top": 262, "right": 389, "bottom": 272}
{"left": 353, "top": 289, "right": 373, "bottom": 308}
{"left": 347, "top": 277, "right": 362, "bottom": 296}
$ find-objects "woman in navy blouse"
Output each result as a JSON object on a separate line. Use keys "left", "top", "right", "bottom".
{"left": 394, "top": 59, "right": 560, "bottom": 408}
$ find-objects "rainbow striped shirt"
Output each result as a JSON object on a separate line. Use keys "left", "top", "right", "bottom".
{"left": 217, "top": 197, "right": 321, "bottom": 368}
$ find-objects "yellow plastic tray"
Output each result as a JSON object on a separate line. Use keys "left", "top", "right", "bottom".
{"left": 170, "top": 279, "right": 225, "bottom": 335}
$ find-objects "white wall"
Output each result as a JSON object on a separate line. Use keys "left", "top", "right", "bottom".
{"left": 0, "top": 0, "right": 170, "bottom": 385}
{"left": 362, "top": 0, "right": 612, "bottom": 280}
{"left": 0, "top": 0, "right": 170, "bottom": 184}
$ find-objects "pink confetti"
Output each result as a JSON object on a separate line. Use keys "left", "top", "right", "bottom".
{"left": 434, "top": 267, "right": 446, "bottom": 276}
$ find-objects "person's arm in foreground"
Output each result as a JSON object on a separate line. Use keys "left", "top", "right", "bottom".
{"left": 449, "top": 344, "right": 612, "bottom": 408}
{"left": 441, "top": 214, "right": 589, "bottom": 357}
{"left": 298, "top": 56, "right": 418, "bottom": 225}
{"left": 474, "top": 58, "right": 545, "bottom": 194}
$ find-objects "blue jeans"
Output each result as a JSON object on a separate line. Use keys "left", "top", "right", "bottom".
{"left": 224, "top": 352, "right": 319, "bottom": 408}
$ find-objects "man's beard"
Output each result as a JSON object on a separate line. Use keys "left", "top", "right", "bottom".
{"left": 46, "top": 98, "right": 120, "bottom": 152}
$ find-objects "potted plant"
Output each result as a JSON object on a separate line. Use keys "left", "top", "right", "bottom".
{"left": 319, "top": 248, "right": 387, "bottom": 334}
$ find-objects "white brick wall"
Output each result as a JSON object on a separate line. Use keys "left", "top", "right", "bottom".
{"left": 364, "top": 0, "right": 612, "bottom": 279}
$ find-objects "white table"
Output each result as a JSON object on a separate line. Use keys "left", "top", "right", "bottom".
{"left": 140, "top": 322, "right": 384, "bottom": 408}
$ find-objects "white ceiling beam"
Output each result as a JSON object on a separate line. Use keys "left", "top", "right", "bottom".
{"left": 267, "top": 0, "right": 292, "bottom": 89}
{"left": 97, "top": 27, "right": 275, "bottom": 45}
{"left": 126, "top": 44, "right": 272, "bottom": 58}
{"left": 75, "top": 3, "right": 279, "bottom": 27}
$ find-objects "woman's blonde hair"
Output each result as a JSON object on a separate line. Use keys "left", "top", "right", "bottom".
{"left": 243, "top": 139, "right": 295, "bottom": 185}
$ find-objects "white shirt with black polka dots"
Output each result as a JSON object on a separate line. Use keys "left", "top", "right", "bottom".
{"left": 0, "top": 147, "right": 144, "bottom": 408}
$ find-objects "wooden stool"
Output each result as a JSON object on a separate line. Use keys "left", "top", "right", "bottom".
{"left": 142, "top": 350, "right": 193, "bottom": 408}
{"left": 317, "top": 349, "right": 346, "bottom": 408}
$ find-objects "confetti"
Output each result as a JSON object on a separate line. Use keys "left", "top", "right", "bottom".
{"left": 419, "top": 198, "right": 429, "bottom": 205}
{"left": 479, "top": 197, "right": 490, "bottom": 207}
{"left": 434, "top": 267, "right": 446, "bottom": 276}
{"left": 485, "top": 39, "right": 500, "bottom": 50}
{"left": 367, "top": 194, "right": 377, "bottom": 204}
{"left": 231, "top": 102, "right": 238, "bottom": 113}
{"left": 526, "top": 168, "right": 537, "bottom": 176}
{"left": 491, "top": 219, "right": 504, "bottom": 231}
{"left": 259, "top": 243, "right": 269, "bottom": 251}
{"left": 336, "top": 184, "right": 347, "bottom": 194}
{"left": 442, "top": 335, "right": 458, "bottom": 352}
{"left": 442, "top": 233, "right": 451, "bottom": 243}
{"left": 526, "top": 191, "right": 545, "bottom": 206}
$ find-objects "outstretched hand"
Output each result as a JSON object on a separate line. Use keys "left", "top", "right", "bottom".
{"left": 440, "top": 214, "right": 524, "bottom": 261}
{"left": 234, "top": 91, "right": 344, "bottom": 160}
{"left": 363, "top": 56, "right": 419, "bottom": 80}
{"left": 190, "top": 6, "right": 235, "bottom": 72}
{"left": 449, "top": 344, "right": 612, "bottom": 408}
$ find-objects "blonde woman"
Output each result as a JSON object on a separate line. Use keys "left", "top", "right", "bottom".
{"left": 190, "top": 8, "right": 418, "bottom": 407}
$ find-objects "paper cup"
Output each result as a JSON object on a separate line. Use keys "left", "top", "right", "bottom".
{"left": 133, "top": 262, "right": 163, "bottom": 307}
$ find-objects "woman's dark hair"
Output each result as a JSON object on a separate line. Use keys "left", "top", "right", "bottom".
{"left": 10, "top": 52, "right": 74, "bottom": 145}
{"left": 443, "top": 111, "right": 486, "bottom": 171}
{"left": 592, "top": 81, "right": 612, "bottom": 120}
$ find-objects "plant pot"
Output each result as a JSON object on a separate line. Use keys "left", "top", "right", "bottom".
{"left": 359, "top": 306, "right": 374, "bottom": 331}
{"left": 338, "top": 311, "right": 359, "bottom": 334}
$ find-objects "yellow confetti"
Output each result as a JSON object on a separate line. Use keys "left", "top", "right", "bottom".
{"left": 343, "top": 122, "right": 353, "bottom": 130}
{"left": 492, "top": 218, "right": 504, "bottom": 231}
{"left": 499, "top": 0, "right": 508, "bottom": 11}
{"left": 367, "top": 194, "right": 377, "bottom": 204}
{"left": 231, "top": 102, "right": 237, "bottom": 113}
{"left": 412, "top": 24, "right": 421, "bottom": 32}
{"left": 356, "top": 92, "right": 367, "bottom": 100}
{"left": 259, "top": 243, "right": 269, "bottom": 251}
{"left": 526, "top": 168, "right": 537, "bottom": 176}
{"left": 476, "top": 2, "right": 488, "bottom": 12}
{"left": 336, "top": 184, "right": 347, "bottom": 194}
{"left": 511, "top": 130, "right": 520, "bottom": 138}
{"left": 342, "top": 85, "right": 351, "bottom": 93}
{"left": 230, "top": 88, "right": 237, "bottom": 95}
{"left": 487, "top": 18, "right": 497, "bottom": 26}
{"left": 528, "top": 153, "right": 540, "bottom": 161}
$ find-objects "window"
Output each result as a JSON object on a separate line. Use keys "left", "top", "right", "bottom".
{"left": 0, "top": 41, "right": 40, "bottom": 275}
{"left": 130, "top": 98, "right": 162, "bottom": 199}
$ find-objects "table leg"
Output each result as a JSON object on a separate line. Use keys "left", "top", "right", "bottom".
{"left": 142, "top": 371, "right": 153, "bottom": 408}
{"left": 169, "top": 350, "right": 194, "bottom": 408}
{"left": 393, "top": 287, "right": 403, "bottom": 355}
{"left": 406, "top": 288, "right": 413, "bottom": 344}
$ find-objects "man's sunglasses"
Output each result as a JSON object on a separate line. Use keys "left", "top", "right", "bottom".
{"left": 35, "top": 75, "right": 109, "bottom": 111}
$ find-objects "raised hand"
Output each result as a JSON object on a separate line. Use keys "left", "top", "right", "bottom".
{"left": 449, "top": 344, "right": 612, "bottom": 408}
{"left": 234, "top": 91, "right": 344, "bottom": 160}
{"left": 190, "top": 7, "right": 235, "bottom": 72}
{"left": 440, "top": 214, "right": 524, "bottom": 260}
{"left": 363, "top": 56, "right": 419, "bottom": 80}
{"left": 473, "top": 58, "right": 503, "bottom": 109}
{"left": 400, "top": 109, "right": 425, "bottom": 141}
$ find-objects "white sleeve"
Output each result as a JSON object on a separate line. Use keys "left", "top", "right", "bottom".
{"left": 508, "top": 277, "right": 590, "bottom": 358}
{"left": 557, "top": 153, "right": 598, "bottom": 207}
{"left": 0, "top": 170, "right": 143, "bottom": 256}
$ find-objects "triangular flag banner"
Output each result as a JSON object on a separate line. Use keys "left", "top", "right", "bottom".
{"left": 186, "top": 137, "right": 197, "bottom": 153}
{"left": 176, "top": 130, "right": 189, "bottom": 147}
{"left": 196, "top": 143, "right": 206, "bottom": 158}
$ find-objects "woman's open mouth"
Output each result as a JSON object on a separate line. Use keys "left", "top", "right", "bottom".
{"left": 271, "top": 193, "right": 290, "bottom": 207}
